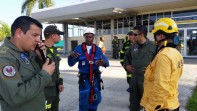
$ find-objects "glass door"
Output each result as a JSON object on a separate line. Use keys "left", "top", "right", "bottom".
{"left": 186, "top": 29, "right": 197, "bottom": 56}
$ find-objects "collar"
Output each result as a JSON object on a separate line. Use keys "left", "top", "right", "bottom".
{"left": 4, "top": 37, "right": 22, "bottom": 53}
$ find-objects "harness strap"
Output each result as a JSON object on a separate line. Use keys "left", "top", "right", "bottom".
{"left": 82, "top": 42, "right": 96, "bottom": 104}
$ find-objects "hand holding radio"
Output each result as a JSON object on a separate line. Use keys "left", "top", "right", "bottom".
{"left": 35, "top": 42, "right": 52, "bottom": 64}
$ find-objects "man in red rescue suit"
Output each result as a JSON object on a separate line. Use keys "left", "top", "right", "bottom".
{"left": 140, "top": 18, "right": 183, "bottom": 111}
{"left": 68, "top": 28, "right": 109, "bottom": 111}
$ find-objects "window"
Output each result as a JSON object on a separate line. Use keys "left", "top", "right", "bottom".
{"left": 157, "top": 12, "right": 163, "bottom": 20}
{"left": 173, "top": 9, "right": 197, "bottom": 17}
{"left": 143, "top": 14, "right": 149, "bottom": 26}
{"left": 164, "top": 12, "right": 171, "bottom": 17}
{"left": 96, "top": 20, "right": 102, "bottom": 36}
{"left": 149, "top": 13, "right": 156, "bottom": 32}
{"left": 136, "top": 15, "right": 142, "bottom": 25}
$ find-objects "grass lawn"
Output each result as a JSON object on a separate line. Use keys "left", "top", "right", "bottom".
{"left": 186, "top": 85, "right": 197, "bottom": 111}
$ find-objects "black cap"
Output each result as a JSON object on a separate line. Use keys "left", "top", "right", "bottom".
{"left": 44, "top": 25, "right": 64, "bottom": 35}
{"left": 127, "top": 30, "right": 133, "bottom": 35}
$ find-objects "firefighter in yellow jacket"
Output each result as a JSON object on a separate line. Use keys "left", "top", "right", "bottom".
{"left": 140, "top": 18, "right": 183, "bottom": 111}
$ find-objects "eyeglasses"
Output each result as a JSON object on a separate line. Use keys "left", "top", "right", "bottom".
{"left": 133, "top": 33, "right": 141, "bottom": 36}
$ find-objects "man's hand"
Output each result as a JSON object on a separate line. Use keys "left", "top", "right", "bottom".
{"left": 95, "top": 56, "right": 106, "bottom": 66}
{"left": 35, "top": 42, "right": 46, "bottom": 60}
{"left": 42, "top": 58, "right": 55, "bottom": 76}
{"left": 59, "top": 85, "right": 64, "bottom": 92}
{"left": 70, "top": 52, "right": 80, "bottom": 58}
{"left": 126, "top": 65, "right": 134, "bottom": 73}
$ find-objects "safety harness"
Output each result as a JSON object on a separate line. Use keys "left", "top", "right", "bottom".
{"left": 82, "top": 42, "right": 96, "bottom": 104}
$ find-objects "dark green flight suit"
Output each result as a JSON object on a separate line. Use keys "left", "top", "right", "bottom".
{"left": 124, "top": 39, "right": 156, "bottom": 111}
{"left": 45, "top": 46, "right": 63, "bottom": 111}
{"left": 0, "top": 37, "right": 52, "bottom": 111}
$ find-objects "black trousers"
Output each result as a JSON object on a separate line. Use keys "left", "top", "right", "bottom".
{"left": 112, "top": 48, "right": 119, "bottom": 58}
{"left": 46, "top": 95, "right": 60, "bottom": 111}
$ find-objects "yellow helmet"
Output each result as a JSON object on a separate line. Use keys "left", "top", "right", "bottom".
{"left": 152, "top": 18, "right": 178, "bottom": 34}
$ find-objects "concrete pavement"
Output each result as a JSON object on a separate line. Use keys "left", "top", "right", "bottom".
{"left": 0, "top": 56, "right": 196, "bottom": 111}
{"left": 58, "top": 56, "right": 197, "bottom": 111}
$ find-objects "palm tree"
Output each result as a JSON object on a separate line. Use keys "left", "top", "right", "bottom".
{"left": 21, "top": 0, "right": 54, "bottom": 16}
{"left": 0, "top": 22, "right": 11, "bottom": 42}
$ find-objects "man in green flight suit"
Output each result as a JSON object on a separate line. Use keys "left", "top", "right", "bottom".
{"left": 44, "top": 25, "right": 65, "bottom": 111}
{"left": 0, "top": 16, "right": 55, "bottom": 111}
{"left": 120, "top": 30, "right": 135, "bottom": 92}
{"left": 124, "top": 25, "right": 156, "bottom": 111}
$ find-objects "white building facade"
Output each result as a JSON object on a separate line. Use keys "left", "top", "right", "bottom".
{"left": 31, "top": 0, "right": 197, "bottom": 58}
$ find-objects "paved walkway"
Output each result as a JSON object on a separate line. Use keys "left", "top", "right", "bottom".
{"left": 58, "top": 56, "right": 197, "bottom": 111}
{"left": 0, "top": 56, "right": 196, "bottom": 111}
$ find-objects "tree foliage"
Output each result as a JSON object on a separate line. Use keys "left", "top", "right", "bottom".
{"left": 0, "top": 22, "right": 11, "bottom": 42}
{"left": 21, "top": 0, "right": 54, "bottom": 16}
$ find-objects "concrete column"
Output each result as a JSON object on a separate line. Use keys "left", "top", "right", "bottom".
{"left": 63, "top": 23, "right": 68, "bottom": 54}
{"left": 110, "top": 19, "right": 114, "bottom": 51}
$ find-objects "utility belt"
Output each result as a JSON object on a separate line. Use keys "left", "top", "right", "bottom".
{"left": 78, "top": 70, "right": 104, "bottom": 91}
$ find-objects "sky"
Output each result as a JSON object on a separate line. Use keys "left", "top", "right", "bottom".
{"left": 0, "top": 0, "right": 81, "bottom": 26}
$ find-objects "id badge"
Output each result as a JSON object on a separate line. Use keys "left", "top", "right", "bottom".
{"left": 82, "top": 61, "right": 85, "bottom": 65}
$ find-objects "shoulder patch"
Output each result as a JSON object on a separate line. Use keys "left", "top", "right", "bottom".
{"left": 2, "top": 66, "right": 16, "bottom": 77}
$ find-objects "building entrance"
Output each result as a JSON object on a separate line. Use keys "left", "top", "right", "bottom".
{"left": 179, "top": 28, "right": 197, "bottom": 58}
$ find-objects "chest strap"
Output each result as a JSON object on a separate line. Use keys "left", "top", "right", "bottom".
{"left": 82, "top": 42, "right": 96, "bottom": 104}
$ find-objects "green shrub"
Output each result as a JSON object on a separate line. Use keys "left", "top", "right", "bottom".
{"left": 186, "top": 85, "right": 197, "bottom": 111}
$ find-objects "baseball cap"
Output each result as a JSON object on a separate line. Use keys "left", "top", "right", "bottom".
{"left": 44, "top": 25, "right": 64, "bottom": 35}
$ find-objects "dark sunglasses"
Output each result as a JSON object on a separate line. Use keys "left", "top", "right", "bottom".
{"left": 133, "top": 33, "right": 141, "bottom": 36}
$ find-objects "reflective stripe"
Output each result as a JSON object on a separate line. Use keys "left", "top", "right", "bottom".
{"left": 47, "top": 54, "right": 52, "bottom": 58}
{"left": 127, "top": 74, "right": 132, "bottom": 77}
{"left": 45, "top": 100, "right": 52, "bottom": 109}
{"left": 120, "top": 50, "right": 124, "bottom": 53}
{"left": 45, "top": 104, "right": 52, "bottom": 109}
{"left": 125, "top": 46, "right": 129, "bottom": 49}
{"left": 49, "top": 48, "right": 53, "bottom": 53}
{"left": 59, "top": 73, "right": 62, "bottom": 78}
{"left": 120, "top": 59, "right": 124, "bottom": 62}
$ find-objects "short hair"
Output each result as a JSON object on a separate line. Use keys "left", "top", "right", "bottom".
{"left": 100, "top": 37, "right": 103, "bottom": 41}
{"left": 11, "top": 16, "right": 43, "bottom": 36}
{"left": 133, "top": 25, "right": 147, "bottom": 37}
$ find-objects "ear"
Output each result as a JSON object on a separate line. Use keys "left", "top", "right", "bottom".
{"left": 51, "top": 34, "right": 56, "bottom": 39}
{"left": 15, "top": 28, "right": 23, "bottom": 39}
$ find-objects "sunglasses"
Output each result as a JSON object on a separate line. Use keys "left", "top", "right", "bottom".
{"left": 133, "top": 33, "right": 141, "bottom": 36}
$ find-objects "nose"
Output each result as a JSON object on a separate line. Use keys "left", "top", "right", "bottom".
{"left": 36, "top": 36, "right": 41, "bottom": 42}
